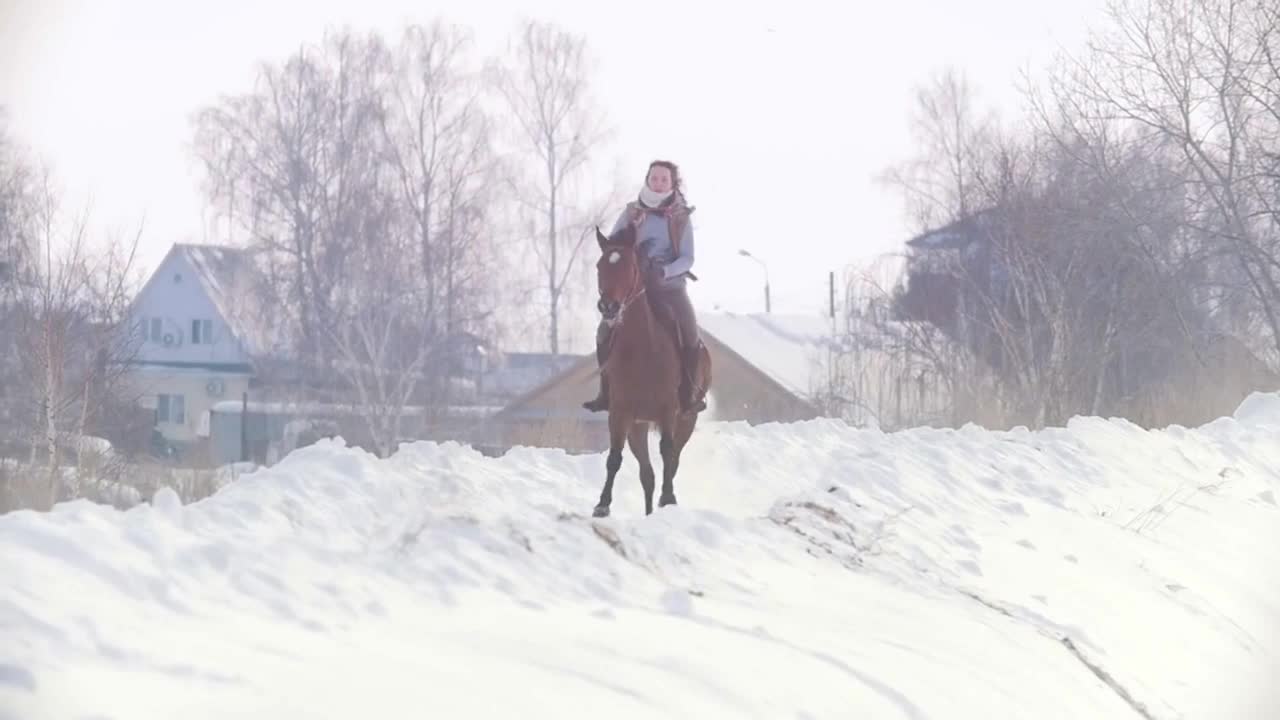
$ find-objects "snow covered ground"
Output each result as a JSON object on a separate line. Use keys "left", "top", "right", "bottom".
{"left": 4, "top": 394, "right": 1280, "bottom": 719}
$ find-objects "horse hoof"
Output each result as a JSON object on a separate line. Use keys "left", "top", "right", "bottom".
{"left": 658, "top": 494, "right": 677, "bottom": 507}
{"left": 592, "top": 505, "right": 611, "bottom": 518}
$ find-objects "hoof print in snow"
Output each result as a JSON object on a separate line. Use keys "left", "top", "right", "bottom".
{"left": 591, "top": 522, "right": 627, "bottom": 559}
{"left": 1016, "top": 539, "right": 1036, "bottom": 550}
{"left": 1165, "top": 583, "right": 1186, "bottom": 593}
{"left": 1064, "top": 554, "right": 1079, "bottom": 564}
{"left": 508, "top": 527, "right": 533, "bottom": 553}
{"left": 1257, "top": 490, "right": 1276, "bottom": 506}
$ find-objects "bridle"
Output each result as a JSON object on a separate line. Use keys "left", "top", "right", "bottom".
{"left": 598, "top": 246, "right": 648, "bottom": 329}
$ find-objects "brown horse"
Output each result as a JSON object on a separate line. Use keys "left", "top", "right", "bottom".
{"left": 590, "top": 223, "right": 712, "bottom": 518}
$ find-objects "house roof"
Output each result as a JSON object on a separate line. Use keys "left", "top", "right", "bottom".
{"left": 698, "top": 312, "right": 842, "bottom": 401}
{"left": 140, "top": 243, "right": 280, "bottom": 360}
{"left": 491, "top": 311, "right": 845, "bottom": 418}
{"left": 480, "top": 352, "right": 584, "bottom": 401}
{"left": 905, "top": 209, "right": 997, "bottom": 250}
{"left": 188, "top": 243, "right": 283, "bottom": 359}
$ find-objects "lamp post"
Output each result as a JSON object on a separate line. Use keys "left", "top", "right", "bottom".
{"left": 737, "top": 249, "right": 771, "bottom": 313}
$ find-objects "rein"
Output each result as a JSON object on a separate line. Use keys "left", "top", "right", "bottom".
{"left": 606, "top": 286, "right": 650, "bottom": 330}
{"left": 601, "top": 251, "right": 654, "bottom": 380}
{"left": 604, "top": 277, "right": 647, "bottom": 329}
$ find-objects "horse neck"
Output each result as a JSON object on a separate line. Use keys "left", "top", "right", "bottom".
{"left": 615, "top": 284, "right": 656, "bottom": 351}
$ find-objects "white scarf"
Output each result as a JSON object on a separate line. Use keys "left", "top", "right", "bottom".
{"left": 639, "top": 186, "right": 673, "bottom": 209}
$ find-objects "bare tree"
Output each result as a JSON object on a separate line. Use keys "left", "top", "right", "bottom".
{"left": 488, "top": 18, "right": 614, "bottom": 354}
{"left": 193, "top": 23, "right": 514, "bottom": 456}
{"left": 1058, "top": 0, "right": 1280, "bottom": 369}
{"left": 0, "top": 108, "right": 35, "bottom": 284}
{"left": 323, "top": 233, "right": 430, "bottom": 458}
{"left": 193, "top": 28, "right": 392, "bottom": 375}
{"left": 879, "top": 68, "right": 998, "bottom": 233}
{"left": 0, "top": 110, "right": 36, "bottom": 423}
{"left": 878, "top": 64, "right": 1214, "bottom": 428}
{"left": 822, "top": 255, "right": 964, "bottom": 430}
{"left": 379, "top": 21, "right": 500, "bottom": 382}
{"left": 4, "top": 170, "right": 143, "bottom": 510}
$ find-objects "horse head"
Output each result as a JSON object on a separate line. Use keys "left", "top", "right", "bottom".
{"left": 595, "top": 224, "right": 646, "bottom": 322}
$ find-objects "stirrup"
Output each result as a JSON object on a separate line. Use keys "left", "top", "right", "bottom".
{"left": 680, "top": 396, "right": 707, "bottom": 414}
{"left": 678, "top": 381, "right": 706, "bottom": 414}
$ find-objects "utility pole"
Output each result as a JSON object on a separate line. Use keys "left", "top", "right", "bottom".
{"left": 829, "top": 271, "right": 835, "bottom": 320}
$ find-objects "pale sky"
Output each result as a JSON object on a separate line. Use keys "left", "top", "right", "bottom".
{"left": 0, "top": 0, "right": 1108, "bottom": 351}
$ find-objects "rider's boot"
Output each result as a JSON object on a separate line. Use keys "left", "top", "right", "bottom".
{"left": 583, "top": 323, "right": 611, "bottom": 412}
{"left": 678, "top": 341, "right": 706, "bottom": 414}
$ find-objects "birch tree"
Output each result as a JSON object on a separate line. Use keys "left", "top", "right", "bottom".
{"left": 4, "top": 170, "right": 143, "bottom": 510}
{"left": 488, "top": 19, "right": 614, "bottom": 354}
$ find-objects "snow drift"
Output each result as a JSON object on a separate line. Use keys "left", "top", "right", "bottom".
{"left": 3, "top": 395, "right": 1280, "bottom": 719}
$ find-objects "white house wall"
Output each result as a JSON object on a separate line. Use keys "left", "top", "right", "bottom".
{"left": 131, "top": 251, "right": 253, "bottom": 367}
{"left": 132, "top": 366, "right": 252, "bottom": 446}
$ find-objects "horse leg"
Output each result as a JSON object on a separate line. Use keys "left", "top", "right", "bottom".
{"left": 657, "top": 418, "right": 680, "bottom": 508}
{"left": 675, "top": 410, "right": 697, "bottom": 455}
{"left": 626, "top": 422, "right": 655, "bottom": 514}
{"left": 655, "top": 408, "right": 699, "bottom": 509}
{"left": 593, "top": 413, "right": 631, "bottom": 518}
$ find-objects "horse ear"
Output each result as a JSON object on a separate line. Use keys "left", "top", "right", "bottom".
{"left": 595, "top": 226, "right": 608, "bottom": 250}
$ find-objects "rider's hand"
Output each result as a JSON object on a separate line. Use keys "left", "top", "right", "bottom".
{"left": 646, "top": 262, "right": 666, "bottom": 286}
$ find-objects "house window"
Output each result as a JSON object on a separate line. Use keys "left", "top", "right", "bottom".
{"left": 191, "top": 319, "right": 213, "bottom": 344}
{"left": 149, "top": 317, "right": 162, "bottom": 343}
{"left": 157, "top": 393, "right": 185, "bottom": 424}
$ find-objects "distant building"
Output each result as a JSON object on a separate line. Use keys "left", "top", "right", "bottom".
{"left": 894, "top": 209, "right": 1280, "bottom": 427}
{"left": 125, "top": 243, "right": 273, "bottom": 457}
{"left": 472, "top": 312, "right": 887, "bottom": 454}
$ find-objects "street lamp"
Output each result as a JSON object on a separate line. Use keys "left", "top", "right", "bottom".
{"left": 738, "top": 249, "right": 771, "bottom": 313}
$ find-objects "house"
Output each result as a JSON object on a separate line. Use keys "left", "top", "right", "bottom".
{"left": 200, "top": 349, "right": 575, "bottom": 467}
{"left": 126, "top": 243, "right": 272, "bottom": 456}
{"left": 895, "top": 210, "right": 1004, "bottom": 354}
{"left": 892, "top": 210, "right": 1280, "bottom": 427}
{"left": 476, "top": 351, "right": 583, "bottom": 402}
{"left": 470, "top": 311, "right": 930, "bottom": 454}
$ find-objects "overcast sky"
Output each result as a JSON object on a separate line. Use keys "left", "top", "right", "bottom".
{"left": 0, "top": 0, "right": 1109, "bottom": 349}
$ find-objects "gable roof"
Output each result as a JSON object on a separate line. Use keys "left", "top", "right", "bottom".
{"left": 135, "top": 243, "right": 279, "bottom": 360}
{"left": 180, "top": 244, "right": 281, "bottom": 359}
{"left": 697, "top": 312, "right": 842, "bottom": 401}
{"left": 906, "top": 209, "right": 997, "bottom": 251}
{"left": 491, "top": 311, "right": 845, "bottom": 418}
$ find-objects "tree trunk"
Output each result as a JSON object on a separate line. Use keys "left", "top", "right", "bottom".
{"left": 44, "top": 323, "right": 60, "bottom": 510}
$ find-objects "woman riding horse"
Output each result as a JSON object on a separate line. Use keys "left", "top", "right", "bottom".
{"left": 583, "top": 160, "right": 706, "bottom": 414}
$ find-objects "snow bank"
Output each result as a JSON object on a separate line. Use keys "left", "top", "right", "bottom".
{"left": 3, "top": 396, "right": 1279, "bottom": 719}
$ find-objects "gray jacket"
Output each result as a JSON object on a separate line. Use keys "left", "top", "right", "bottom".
{"left": 611, "top": 202, "right": 695, "bottom": 289}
